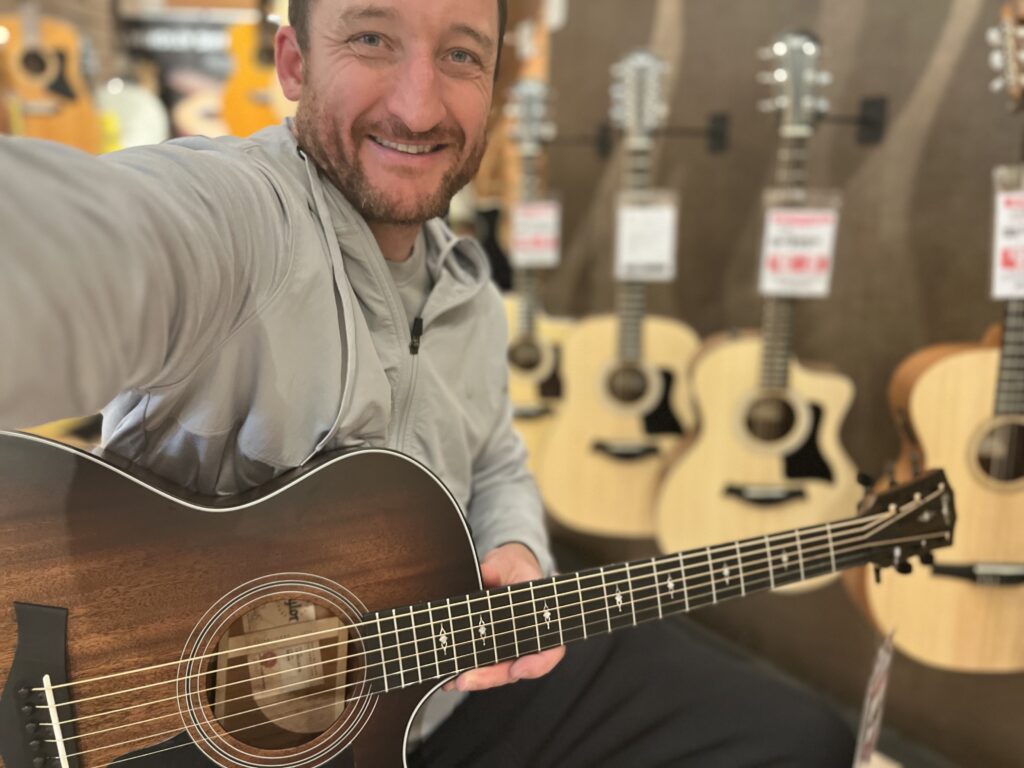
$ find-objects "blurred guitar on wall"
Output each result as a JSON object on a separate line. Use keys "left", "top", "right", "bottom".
{"left": 538, "top": 51, "right": 700, "bottom": 540}
{"left": 0, "top": 1, "right": 101, "bottom": 152}
{"left": 655, "top": 32, "right": 859, "bottom": 593}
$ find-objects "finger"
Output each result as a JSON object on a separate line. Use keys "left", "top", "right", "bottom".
{"left": 508, "top": 646, "right": 566, "bottom": 681}
{"left": 479, "top": 560, "right": 503, "bottom": 588}
{"left": 452, "top": 660, "right": 516, "bottom": 692}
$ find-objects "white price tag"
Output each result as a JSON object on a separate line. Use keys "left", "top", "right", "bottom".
{"left": 615, "top": 193, "right": 678, "bottom": 283}
{"left": 993, "top": 191, "right": 1024, "bottom": 299}
{"left": 511, "top": 200, "right": 562, "bottom": 269}
{"left": 759, "top": 207, "right": 839, "bottom": 298}
{"left": 853, "top": 633, "right": 895, "bottom": 768}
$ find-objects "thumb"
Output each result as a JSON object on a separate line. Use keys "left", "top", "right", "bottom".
{"left": 479, "top": 558, "right": 505, "bottom": 588}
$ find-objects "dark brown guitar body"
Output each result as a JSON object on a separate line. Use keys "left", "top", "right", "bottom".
{"left": 0, "top": 432, "right": 480, "bottom": 767}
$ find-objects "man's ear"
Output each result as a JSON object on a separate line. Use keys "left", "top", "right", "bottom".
{"left": 275, "top": 25, "right": 304, "bottom": 101}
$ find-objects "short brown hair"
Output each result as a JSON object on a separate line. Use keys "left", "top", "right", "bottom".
{"left": 288, "top": 0, "right": 508, "bottom": 77}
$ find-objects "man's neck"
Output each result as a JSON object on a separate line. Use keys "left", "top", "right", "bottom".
{"left": 369, "top": 221, "right": 421, "bottom": 263}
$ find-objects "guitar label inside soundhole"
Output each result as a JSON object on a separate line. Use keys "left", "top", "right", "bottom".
{"left": 209, "top": 600, "right": 349, "bottom": 750}
{"left": 976, "top": 422, "right": 1024, "bottom": 482}
{"left": 746, "top": 396, "right": 796, "bottom": 442}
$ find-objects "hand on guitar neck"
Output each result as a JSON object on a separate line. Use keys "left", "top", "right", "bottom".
{"left": 442, "top": 543, "right": 565, "bottom": 692}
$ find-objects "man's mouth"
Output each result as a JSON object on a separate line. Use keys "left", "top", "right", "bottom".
{"left": 369, "top": 135, "right": 445, "bottom": 155}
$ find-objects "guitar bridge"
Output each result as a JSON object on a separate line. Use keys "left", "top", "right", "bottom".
{"left": 724, "top": 484, "right": 807, "bottom": 505}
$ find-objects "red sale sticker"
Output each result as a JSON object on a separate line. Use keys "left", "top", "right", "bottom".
{"left": 512, "top": 200, "right": 562, "bottom": 270}
{"left": 993, "top": 191, "right": 1024, "bottom": 299}
{"left": 759, "top": 206, "right": 839, "bottom": 299}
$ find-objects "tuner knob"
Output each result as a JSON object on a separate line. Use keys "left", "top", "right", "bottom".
{"left": 919, "top": 551, "right": 935, "bottom": 566}
{"left": 987, "top": 26, "right": 1003, "bottom": 47}
{"left": 990, "top": 48, "right": 1006, "bottom": 71}
{"left": 991, "top": 75, "right": 1007, "bottom": 93}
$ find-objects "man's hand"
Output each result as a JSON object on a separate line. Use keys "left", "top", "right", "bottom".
{"left": 441, "top": 543, "right": 565, "bottom": 692}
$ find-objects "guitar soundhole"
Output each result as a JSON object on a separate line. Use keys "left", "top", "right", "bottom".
{"left": 508, "top": 338, "right": 542, "bottom": 371}
{"left": 607, "top": 364, "right": 648, "bottom": 403}
{"left": 976, "top": 422, "right": 1024, "bottom": 482}
{"left": 746, "top": 397, "right": 796, "bottom": 442}
{"left": 21, "top": 50, "right": 47, "bottom": 75}
{"left": 204, "top": 599, "right": 353, "bottom": 751}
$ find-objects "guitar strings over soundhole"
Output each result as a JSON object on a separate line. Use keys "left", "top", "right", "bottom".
{"left": 607, "top": 364, "right": 648, "bottom": 404}
{"left": 205, "top": 599, "right": 352, "bottom": 751}
{"left": 976, "top": 421, "right": 1024, "bottom": 482}
{"left": 746, "top": 396, "right": 797, "bottom": 442}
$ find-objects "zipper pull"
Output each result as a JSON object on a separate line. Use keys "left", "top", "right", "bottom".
{"left": 410, "top": 317, "right": 424, "bottom": 355}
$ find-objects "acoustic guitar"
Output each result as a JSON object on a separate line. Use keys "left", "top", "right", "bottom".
{"left": 537, "top": 51, "right": 701, "bottom": 539}
{"left": 502, "top": 78, "right": 574, "bottom": 477}
{"left": 223, "top": 0, "right": 294, "bottom": 137}
{"left": 0, "top": 2, "right": 101, "bottom": 152}
{"left": 0, "top": 431, "right": 954, "bottom": 767}
{"left": 858, "top": 4, "right": 1024, "bottom": 675}
{"left": 655, "top": 32, "right": 860, "bottom": 593}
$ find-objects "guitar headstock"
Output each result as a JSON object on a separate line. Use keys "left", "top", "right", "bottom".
{"left": 757, "top": 31, "right": 831, "bottom": 139}
{"left": 858, "top": 470, "right": 956, "bottom": 572}
{"left": 505, "top": 78, "right": 556, "bottom": 158}
{"left": 987, "top": 2, "right": 1024, "bottom": 109}
{"left": 609, "top": 50, "right": 669, "bottom": 151}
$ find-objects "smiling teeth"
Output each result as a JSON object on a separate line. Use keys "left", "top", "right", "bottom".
{"left": 374, "top": 137, "right": 436, "bottom": 155}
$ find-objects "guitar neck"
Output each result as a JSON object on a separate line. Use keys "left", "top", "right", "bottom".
{"left": 361, "top": 512, "right": 904, "bottom": 693}
{"left": 616, "top": 142, "right": 654, "bottom": 364}
{"left": 513, "top": 150, "right": 542, "bottom": 339}
{"left": 996, "top": 298, "right": 1024, "bottom": 415}
{"left": 758, "top": 134, "right": 811, "bottom": 389}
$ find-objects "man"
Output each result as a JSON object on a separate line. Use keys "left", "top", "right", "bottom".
{"left": 0, "top": 0, "right": 854, "bottom": 764}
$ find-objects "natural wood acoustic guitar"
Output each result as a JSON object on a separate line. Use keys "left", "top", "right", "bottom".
{"left": 0, "top": 430, "right": 954, "bottom": 766}
{"left": 655, "top": 33, "right": 859, "bottom": 593}
{"left": 537, "top": 51, "right": 700, "bottom": 539}
{"left": 0, "top": 2, "right": 101, "bottom": 152}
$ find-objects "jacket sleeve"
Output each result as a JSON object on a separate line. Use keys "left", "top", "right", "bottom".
{"left": 0, "top": 136, "right": 292, "bottom": 430}
{"left": 467, "top": 385, "right": 556, "bottom": 577}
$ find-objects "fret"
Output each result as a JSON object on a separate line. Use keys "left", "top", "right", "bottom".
{"left": 390, "top": 608, "right": 406, "bottom": 689}
{"left": 467, "top": 591, "right": 492, "bottom": 667}
{"left": 408, "top": 605, "right": 424, "bottom": 684}
{"left": 705, "top": 548, "right": 718, "bottom": 604}
{"left": 681, "top": 550, "right": 713, "bottom": 610}
{"left": 488, "top": 586, "right": 515, "bottom": 664}
{"left": 737, "top": 538, "right": 767, "bottom": 594}
{"left": 511, "top": 584, "right": 537, "bottom": 661}
{"left": 410, "top": 601, "right": 437, "bottom": 684}
{"left": 769, "top": 531, "right": 802, "bottom": 588}
{"left": 463, "top": 596, "right": 478, "bottom": 670}
{"left": 678, "top": 551, "right": 690, "bottom": 611}
{"left": 624, "top": 562, "right": 638, "bottom": 626}
{"left": 628, "top": 558, "right": 660, "bottom": 624}
{"left": 575, "top": 573, "right": 589, "bottom": 640}
{"left": 529, "top": 582, "right": 542, "bottom": 652}
{"left": 709, "top": 544, "right": 743, "bottom": 602}
{"left": 532, "top": 577, "right": 562, "bottom": 652}
{"left": 360, "top": 613, "right": 387, "bottom": 695}
{"left": 735, "top": 541, "right": 746, "bottom": 597}
{"left": 554, "top": 573, "right": 585, "bottom": 644}
{"left": 428, "top": 602, "right": 457, "bottom": 679}
{"left": 599, "top": 566, "right": 614, "bottom": 632}
{"left": 652, "top": 557, "right": 664, "bottom": 619}
{"left": 764, "top": 534, "right": 776, "bottom": 589}
{"left": 447, "top": 597, "right": 473, "bottom": 674}
{"left": 376, "top": 613, "right": 399, "bottom": 693}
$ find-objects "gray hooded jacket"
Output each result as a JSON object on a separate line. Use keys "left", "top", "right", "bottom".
{"left": 0, "top": 123, "right": 552, "bottom": 576}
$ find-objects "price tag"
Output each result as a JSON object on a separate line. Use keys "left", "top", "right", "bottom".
{"left": 992, "top": 191, "right": 1024, "bottom": 299}
{"left": 759, "top": 204, "right": 840, "bottom": 299}
{"left": 511, "top": 200, "right": 562, "bottom": 269}
{"left": 853, "top": 633, "right": 895, "bottom": 768}
{"left": 615, "top": 191, "right": 678, "bottom": 283}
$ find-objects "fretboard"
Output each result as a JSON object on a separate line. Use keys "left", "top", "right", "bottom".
{"left": 759, "top": 134, "right": 810, "bottom": 389}
{"left": 616, "top": 143, "right": 654, "bottom": 364}
{"left": 513, "top": 150, "right": 542, "bottom": 340}
{"left": 361, "top": 513, "right": 885, "bottom": 694}
{"left": 996, "top": 299, "right": 1024, "bottom": 415}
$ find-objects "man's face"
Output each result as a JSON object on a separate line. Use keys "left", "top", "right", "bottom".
{"left": 293, "top": 0, "right": 497, "bottom": 226}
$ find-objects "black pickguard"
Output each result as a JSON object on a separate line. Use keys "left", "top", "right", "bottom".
{"left": 538, "top": 346, "right": 563, "bottom": 399}
{"left": 784, "top": 405, "right": 832, "bottom": 481}
{"left": 644, "top": 370, "right": 684, "bottom": 436}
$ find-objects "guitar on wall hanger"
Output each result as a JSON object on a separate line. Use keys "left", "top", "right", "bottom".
{"left": 223, "top": 0, "right": 294, "bottom": 137}
{"left": 502, "top": 78, "right": 575, "bottom": 478}
{"left": 537, "top": 50, "right": 701, "bottom": 540}
{"left": 856, "top": 4, "right": 1024, "bottom": 674}
{"left": 0, "top": 431, "right": 955, "bottom": 766}
{"left": 655, "top": 32, "right": 860, "bottom": 593}
{"left": 0, "top": 1, "right": 101, "bottom": 152}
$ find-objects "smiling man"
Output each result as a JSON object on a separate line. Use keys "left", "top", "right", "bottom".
{"left": 0, "top": 0, "right": 853, "bottom": 765}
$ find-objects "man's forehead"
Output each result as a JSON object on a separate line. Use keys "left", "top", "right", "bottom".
{"left": 330, "top": 0, "right": 499, "bottom": 36}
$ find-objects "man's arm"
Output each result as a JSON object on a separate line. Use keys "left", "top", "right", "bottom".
{"left": 0, "top": 136, "right": 292, "bottom": 429}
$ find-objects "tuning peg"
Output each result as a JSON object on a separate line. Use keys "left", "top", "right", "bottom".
{"left": 892, "top": 545, "right": 913, "bottom": 575}
{"left": 990, "top": 75, "right": 1007, "bottom": 93}
{"left": 801, "top": 40, "right": 818, "bottom": 56}
{"left": 773, "top": 68, "right": 789, "bottom": 83}
{"left": 816, "top": 70, "right": 833, "bottom": 86}
{"left": 919, "top": 550, "right": 935, "bottom": 566}
{"left": 990, "top": 48, "right": 1007, "bottom": 72}
{"left": 987, "top": 26, "right": 1003, "bottom": 46}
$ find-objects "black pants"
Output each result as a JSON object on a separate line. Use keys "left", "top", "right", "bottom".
{"left": 410, "top": 619, "right": 855, "bottom": 768}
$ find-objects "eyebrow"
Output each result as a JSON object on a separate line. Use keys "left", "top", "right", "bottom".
{"left": 341, "top": 4, "right": 399, "bottom": 23}
{"left": 449, "top": 23, "right": 495, "bottom": 56}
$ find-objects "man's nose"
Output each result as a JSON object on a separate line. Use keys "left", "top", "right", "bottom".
{"left": 386, "top": 53, "right": 447, "bottom": 135}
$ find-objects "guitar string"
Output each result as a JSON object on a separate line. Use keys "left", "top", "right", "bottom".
{"left": 36, "top": 510, "right": 893, "bottom": 698}
{"left": 40, "top": 512, "right": 890, "bottom": 712}
{"left": 53, "top": 533, "right": 947, "bottom": 762}
{"left": 45, "top": 525, "right": 880, "bottom": 738}
{"left": 44, "top": 525, "right": 937, "bottom": 747}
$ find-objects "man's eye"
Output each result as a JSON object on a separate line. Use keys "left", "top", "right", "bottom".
{"left": 355, "top": 33, "right": 382, "bottom": 47}
{"left": 449, "top": 49, "right": 477, "bottom": 65}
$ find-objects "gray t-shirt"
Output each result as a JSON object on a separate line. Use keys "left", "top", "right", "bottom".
{"left": 385, "top": 230, "right": 433, "bottom": 332}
